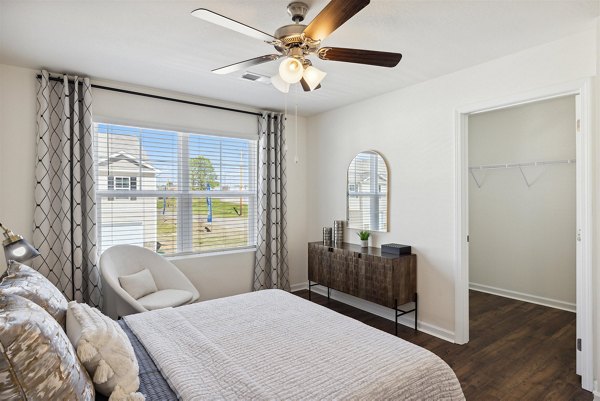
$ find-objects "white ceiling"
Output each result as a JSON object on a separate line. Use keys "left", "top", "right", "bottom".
{"left": 0, "top": 1, "right": 598, "bottom": 116}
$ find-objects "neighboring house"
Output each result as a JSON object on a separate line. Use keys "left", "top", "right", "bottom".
{"left": 96, "top": 133, "right": 160, "bottom": 252}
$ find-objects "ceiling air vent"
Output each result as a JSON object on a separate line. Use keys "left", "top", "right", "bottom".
{"left": 240, "top": 72, "right": 271, "bottom": 85}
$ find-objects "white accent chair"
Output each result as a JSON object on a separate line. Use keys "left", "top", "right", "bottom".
{"left": 99, "top": 245, "right": 199, "bottom": 319}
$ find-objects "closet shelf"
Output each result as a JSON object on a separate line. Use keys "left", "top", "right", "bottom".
{"left": 469, "top": 159, "right": 575, "bottom": 189}
{"left": 469, "top": 159, "right": 575, "bottom": 171}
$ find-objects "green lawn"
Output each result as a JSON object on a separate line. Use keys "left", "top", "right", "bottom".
{"left": 192, "top": 198, "right": 248, "bottom": 218}
{"left": 156, "top": 197, "right": 250, "bottom": 254}
{"left": 157, "top": 197, "right": 248, "bottom": 218}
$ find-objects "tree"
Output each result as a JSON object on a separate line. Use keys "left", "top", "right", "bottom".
{"left": 189, "top": 156, "right": 218, "bottom": 190}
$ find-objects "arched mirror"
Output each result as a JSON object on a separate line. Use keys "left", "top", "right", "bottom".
{"left": 347, "top": 151, "right": 389, "bottom": 232}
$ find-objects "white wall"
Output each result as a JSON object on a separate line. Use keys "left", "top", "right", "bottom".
{"left": 0, "top": 64, "right": 309, "bottom": 299}
{"left": 306, "top": 29, "right": 597, "bottom": 336}
{"left": 0, "top": 64, "right": 37, "bottom": 263}
{"left": 468, "top": 96, "right": 576, "bottom": 310}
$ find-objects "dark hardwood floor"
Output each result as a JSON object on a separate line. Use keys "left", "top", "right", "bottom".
{"left": 294, "top": 289, "right": 592, "bottom": 401}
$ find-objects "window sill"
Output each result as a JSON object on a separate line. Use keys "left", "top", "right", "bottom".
{"left": 167, "top": 247, "right": 256, "bottom": 262}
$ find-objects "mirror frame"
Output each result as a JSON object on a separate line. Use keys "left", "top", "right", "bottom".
{"left": 346, "top": 150, "right": 390, "bottom": 233}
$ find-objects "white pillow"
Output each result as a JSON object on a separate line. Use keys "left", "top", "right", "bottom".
{"left": 66, "top": 301, "right": 145, "bottom": 401}
{"left": 118, "top": 269, "right": 157, "bottom": 299}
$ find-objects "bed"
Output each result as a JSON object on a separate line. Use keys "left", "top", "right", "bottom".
{"left": 102, "top": 289, "right": 464, "bottom": 400}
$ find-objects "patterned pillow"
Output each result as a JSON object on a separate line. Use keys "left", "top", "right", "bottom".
{"left": 0, "top": 262, "right": 68, "bottom": 327}
{"left": 0, "top": 292, "right": 95, "bottom": 401}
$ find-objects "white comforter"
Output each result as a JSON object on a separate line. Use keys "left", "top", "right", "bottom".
{"left": 124, "top": 289, "right": 464, "bottom": 400}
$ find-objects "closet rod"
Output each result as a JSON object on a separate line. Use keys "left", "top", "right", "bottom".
{"left": 469, "top": 159, "right": 575, "bottom": 171}
{"left": 35, "top": 74, "right": 262, "bottom": 117}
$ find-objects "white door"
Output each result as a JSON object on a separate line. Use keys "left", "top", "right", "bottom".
{"left": 100, "top": 223, "right": 144, "bottom": 252}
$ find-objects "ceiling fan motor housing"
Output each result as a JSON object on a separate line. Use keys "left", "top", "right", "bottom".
{"left": 274, "top": 2, "right": 318, "bottom": 55}
{"left": 274, "top": 24, "right": 305, "bottom": 45}
{"left": 273, "top": 24, "right": 319, "bottom": 55}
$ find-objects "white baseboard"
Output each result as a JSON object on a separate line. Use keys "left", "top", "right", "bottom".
{"left": 304, "top": 285, "right": 455, "bottom": 343}
{"left": 290, "top": 282, "right": 309, "bottom": 292}
{"left": 469, "top": 282, "right": 576, "bottom": 313}
{"left": 594, "top": 390, "right": 600, "bottom": 401}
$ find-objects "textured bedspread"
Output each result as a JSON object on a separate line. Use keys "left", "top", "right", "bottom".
{"left": 124, "top": 289, "right": 464, "bottom": 400}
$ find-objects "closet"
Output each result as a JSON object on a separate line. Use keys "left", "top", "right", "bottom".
{"left": 468, "top": 95, "right": 576, "bottom": 311}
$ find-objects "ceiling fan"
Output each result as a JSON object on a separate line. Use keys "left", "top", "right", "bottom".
{"left": 191, "top": 0, "right": 402, "bottom": 93}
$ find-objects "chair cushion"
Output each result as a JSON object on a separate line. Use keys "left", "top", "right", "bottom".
{"left": 118, "top": 269, "right": 157, "bottom": 300}
{"left": 66, "top": 301, "right": 143, "bottom": 399}
{"left": 137, "top": 289, "right": 193, "bottom": 311}
{"left": 0, "top": 262, "right": 68, "bottom": 327}
{"left": 0, "top": 292, "right": 94, "bottom": 400}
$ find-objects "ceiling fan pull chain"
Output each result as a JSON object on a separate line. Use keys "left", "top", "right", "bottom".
{"left": 294, "top": 98, "right": 299, "bottom": 164}
{"left": 284, "top": 90, "right": 288, "bottom": 120}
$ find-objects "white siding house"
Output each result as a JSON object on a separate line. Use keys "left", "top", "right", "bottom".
{"left": 96, "top": 133, "right": 160, "bottom": 252}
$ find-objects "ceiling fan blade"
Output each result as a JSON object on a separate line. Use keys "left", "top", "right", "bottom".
{"left": 300, "top": 78, "right": 322, "bottom": 92}
{"left": 318, "top": 47, "right": 402, "bottom": 67}
{"left": 191, "top": 8, "right": 275, "bottom": 42}
{"left": 212, "top": 55, "right": 282, "bottom": 75}
{"left": 303, "top": 0, "right": 370, "bottom": 42}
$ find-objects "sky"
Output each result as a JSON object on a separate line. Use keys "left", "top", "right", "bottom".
{"left": 95, "top": 123, "right": 256, "bottom": 189}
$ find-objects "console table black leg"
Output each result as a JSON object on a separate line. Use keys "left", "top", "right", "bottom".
{"left": 308, "top": 282, "right": 312, "bottom": 301}
{"left": 394, "top": 299, "right": 398, "bottom": 336}
{"left": 327, "top": 287, "right": 330, "bottom": 300}
{"left": 414, "top": 293, "right": 418, "bottom": 331}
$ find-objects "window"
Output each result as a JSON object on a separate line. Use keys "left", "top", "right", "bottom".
{"left": 94, "top": 123, "right": 257, "bottom": 256}
{"left": 107, "top": 176, "right": 137, "bottom": 200}
{"left": 109, "top": 176, "right": 133, "bottom": 190}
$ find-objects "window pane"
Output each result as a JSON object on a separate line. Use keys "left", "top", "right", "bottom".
{"left": 188, "top": 135, "right": 256, "bottom": 192}
{"left": 95, "top": 123, "right": 178, "bottom": 192}
{"left": 115, "top": 177, "right": 130, "bottom": 190}
{"left": 156, "top": 197, "right": 178, "bottom": 255}
{"left": 189, "top": 196, "right": 253, "bottom": 252}
{"left": 99, "top": 196, "right": 177, "bottom": 254}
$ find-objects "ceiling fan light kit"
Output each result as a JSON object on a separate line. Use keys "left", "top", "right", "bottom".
{"left": 302, "top": 65, "right": 327, "bottom": 91}
{"left": 191, "top": 0, "right": 402, "bottom": 93}
{"left": 271, "top": 74, "right": 291, "bottom": 93}
{"left": 279, "top": 57, "right": 304, "bottom": 83}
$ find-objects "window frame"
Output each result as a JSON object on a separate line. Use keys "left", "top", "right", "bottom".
{"left": 113, "top": 176, "right": 131, "bottom": 190}
{"left": 94, "top": 123, "right": 258, "bottom": 257}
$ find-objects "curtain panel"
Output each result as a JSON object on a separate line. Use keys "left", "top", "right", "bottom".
{"left": 253, "top": 113, "right": 290, "bottom": 291}
{"left": 33, "top": 70, "right": 101, "bottom": 307}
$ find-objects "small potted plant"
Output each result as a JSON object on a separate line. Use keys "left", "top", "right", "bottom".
{"left": 357, "top": 231, "right": 370, "bottom": 248}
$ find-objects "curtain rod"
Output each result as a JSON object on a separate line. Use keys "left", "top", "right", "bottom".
{"left": 36, "top": 74, "right": 262, "bottom": 117}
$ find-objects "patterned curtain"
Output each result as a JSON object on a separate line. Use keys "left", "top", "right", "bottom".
{"left": 33, "top": 70, "right": 101, "bottom": 307}
{"left": 253, "top": 113, "right": 290, "bottom": 291}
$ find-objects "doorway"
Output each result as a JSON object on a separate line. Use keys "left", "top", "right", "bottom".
{"left": 454, "top": 80, "right": 593, "bottom": 391}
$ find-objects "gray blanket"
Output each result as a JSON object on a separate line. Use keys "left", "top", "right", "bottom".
{"left": 124, "top": 290, "right": 465, "bottom": 400}
{"left": 95, "top": 320, "right": 177, "bottom": 401}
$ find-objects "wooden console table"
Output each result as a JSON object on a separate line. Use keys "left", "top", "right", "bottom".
{"left": 308, "top": 241, "right": 417, "bottom": 334}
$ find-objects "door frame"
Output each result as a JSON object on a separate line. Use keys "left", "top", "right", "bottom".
{"left": 453, "top": 79, "right": 594, "bottom": 391}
